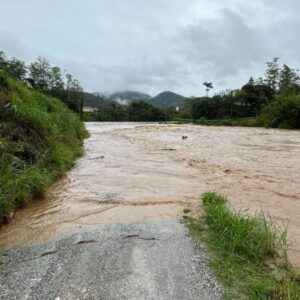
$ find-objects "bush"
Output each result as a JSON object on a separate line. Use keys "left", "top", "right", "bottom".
{"left": 187, "top": 192, "right": 300, "bottom": 299}
{"left": 261, "top": 95, "right": 300, "bottom": 129}
{"left": 202, "top": 192, "right": 277, "bottom": 261}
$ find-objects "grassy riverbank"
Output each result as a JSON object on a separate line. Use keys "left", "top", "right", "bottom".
{"left": 0, "top": 72, "right": 88, "bottom": 224}
{"left": 194, "top": 117, "right": 259, "bottom": 127}
{"left": 173, "top": 117, "right": 259, "bottom": 127}
{"left": 187, "top": 192, "right": 300, "bottom": 299}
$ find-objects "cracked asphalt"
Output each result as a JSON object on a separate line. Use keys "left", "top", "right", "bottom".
{"left": 0, "top": 123, "right": 224, "bottom": 299}
{"left": 0, "top": 221, "right": 221, "bottom": 299}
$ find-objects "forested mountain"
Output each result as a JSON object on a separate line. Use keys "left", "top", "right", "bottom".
{"left": 84, "top": 90, "right": 186, "bottom": 109}
{"left": 83, "top": 92, "right": 111, "bottom": 107}
{"left": 148, "top": 91, "right": 186, "bottom": 108}
{"left": 110, "top": 91, "right": 151, "bottom": 104}
{"left": 87, "top": 90, "right": 186, "bottom": 108}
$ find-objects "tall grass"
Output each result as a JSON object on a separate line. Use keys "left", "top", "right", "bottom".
{"left": 0, "top": 72, "right": 89, "bottom": 223}
{"left": 187, "top": 192, "right": 300, "bottom": 299}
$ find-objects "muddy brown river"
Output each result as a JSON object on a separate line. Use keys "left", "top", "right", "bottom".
{"left": 0, "top": 123, "right": 300, "bottom": 267}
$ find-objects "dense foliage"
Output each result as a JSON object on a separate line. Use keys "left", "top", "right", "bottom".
{"left": 84, "top": 101, "right": 174, "bottom": 122}
{"left": 181, "top": 58, "right": 300, "bottom": 129}
{"left": 261, "top": 94, "right": 300, "bottom": 129}
{"left": 0, "top": 72, "right": 88, "bottom": 223}
{"left": 0, "top": 51, "right": 83, "bottom": 112}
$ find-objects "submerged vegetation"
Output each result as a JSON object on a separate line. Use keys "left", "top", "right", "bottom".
{"left": 187, "top": 192, "right": 300, "bottom": 299}
{"left": 0, "top": 72, "right": 88, "bottom": 223}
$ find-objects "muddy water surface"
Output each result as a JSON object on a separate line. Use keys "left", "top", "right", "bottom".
{"left": 0, "top": 123, "right": 300, "bottom": 266}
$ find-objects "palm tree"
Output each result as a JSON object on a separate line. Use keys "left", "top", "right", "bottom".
{"left": 203, "top": 82, "right": 213, "bottom": 96}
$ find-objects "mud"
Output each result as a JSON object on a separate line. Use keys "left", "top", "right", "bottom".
{"left": 0, "top": 123, "right": 299, "bottom": 267}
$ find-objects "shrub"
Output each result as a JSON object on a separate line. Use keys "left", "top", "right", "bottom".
{"left": 261, "top": 94, "right": 300, "bottom": 129}
{"left": 188, "top": 192, "right": 300, "bottom": 299}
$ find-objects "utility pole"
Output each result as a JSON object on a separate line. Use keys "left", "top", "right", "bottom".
{"left": 80, "top": 96, "right": 84, "bottom": 121}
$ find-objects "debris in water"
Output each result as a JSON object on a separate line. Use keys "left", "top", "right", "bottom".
{"left": 89, "top": 156, "right": 105, "bottom": 160}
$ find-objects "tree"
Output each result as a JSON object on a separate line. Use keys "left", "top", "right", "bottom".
{"left": 248, "top": 77, "right": 255, "bottom": 85}
{"left": 49, "top": 66, "right": 64, "bottom": 97}
{"left": 96, "top": 102, "right": 127, "bottom": 121}
{"left": 64, "top": 73, "right": 83, "bottom": 112}
{"left": 278, "top": 64, "right": 300, "bottom": 95}
{"left": 0, "top": 51, "right": 8, "bottom": 71}
{"left": 28, "top": 57, "right": 52, "bottom": 90}
{"left": 0, "top": 52, "right": 27, "bottom": 82}
{"left": 127, "top": 101, "right": 164, "bottom": 121}
{"left": 236, "top": 81, "right": 274, "bottom": 116}
{"left": 264, "top": 57, "right": 280, "bottom": 90}
{"left": 7, "top": 58, "right": 27, "bottom": 82}
{"left": 203, "top": 82, "right": 213, "bottom": 96}
{"left": 0, "top": 51, "right": 86, "bottom": 113}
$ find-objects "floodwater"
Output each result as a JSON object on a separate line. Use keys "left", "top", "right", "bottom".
{"left": 0, "top": 123, "right": 300, "bottom": 267}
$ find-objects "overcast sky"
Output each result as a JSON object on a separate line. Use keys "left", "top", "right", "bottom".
{"left": 0, "top": 0, "right": 299, "bottom": 96}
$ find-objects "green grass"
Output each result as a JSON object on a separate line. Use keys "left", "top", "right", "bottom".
{"left": 0, "top": 71, "right": 89, "bottom": 223}
{"left": 187, "top": 192, "right": 300, "bottom": 299}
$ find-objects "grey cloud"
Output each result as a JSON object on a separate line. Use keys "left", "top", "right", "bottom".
{"left": 0, "top": 0, "right": 299, "bottom": 95}
{"left": 176, "top": 9, "right": 268, "bottom": 88}
{"left": 0, "top": 32, "right": 31, "bottom": 60}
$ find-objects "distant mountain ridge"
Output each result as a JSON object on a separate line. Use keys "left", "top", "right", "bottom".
{"left": 148, "top": 91, "right": 186, "bottom": 108}
{"left": 83, "top": 92, "right": 110, "bottom": 108}
{"left": 83, "top": 90, "right": 186, "bottom": 108}
{"left": 110, "top": 91, "right": 151, "bottom": 104}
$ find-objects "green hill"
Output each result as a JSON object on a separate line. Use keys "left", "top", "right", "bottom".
{"left": 83, "top": 92, "right": 111, "bottom": 108}
{"left": 148, "top": 91, "right": 186, "bottom": 108}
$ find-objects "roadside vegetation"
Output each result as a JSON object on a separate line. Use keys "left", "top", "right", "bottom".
{"left": 186, "top": 192, "right": 300, "bottom": 299}
{"left": 0, "top": 71, "right": 88, "bottom": 224}
{"left": 178, "top": 58, "right": 300, "bottom": 129}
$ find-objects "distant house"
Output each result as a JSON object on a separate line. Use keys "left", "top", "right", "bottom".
{"left": 83, "top": 106, "right": 97, "bottom": 112}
